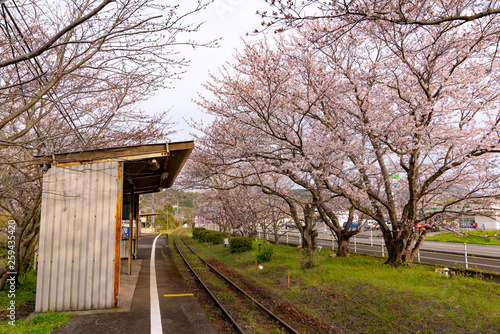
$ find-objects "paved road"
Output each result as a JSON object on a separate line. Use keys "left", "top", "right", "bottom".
{"left": 262, "top": 229, "right": 500, "bottom": 274}
{"left": 277, "top": 228, "right": 500, "bottom": 255}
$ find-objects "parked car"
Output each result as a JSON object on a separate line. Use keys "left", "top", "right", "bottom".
{"left": 285, "top": 221, "right": 305, "bottom": 229}
{"left": 376, "top": 222, "right": 392, "bottom": 231}
{"left": 416, "top": 223, "right": 439, "bottom": 231}
{"left": 362, "top": 221, "right": 377, "bottom": 229}
{"left": 342, "top": 221, "right": 359, "bottom": 229}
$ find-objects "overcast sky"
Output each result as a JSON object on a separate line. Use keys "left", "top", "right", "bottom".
{"left": 139, "top": 1, "right": 271, "bottom": 142}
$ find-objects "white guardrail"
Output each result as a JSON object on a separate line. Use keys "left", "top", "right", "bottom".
{"left": 201, "top": 224, "right": 500, "bottom": 274}
{"left": 256, "top": 230, "right": 500, "bottom": 274}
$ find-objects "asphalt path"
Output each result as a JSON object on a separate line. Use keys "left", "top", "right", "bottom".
{"left": 53, "top": 234, "right": 216, "bottom": 334}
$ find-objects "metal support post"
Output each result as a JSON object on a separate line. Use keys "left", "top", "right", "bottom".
{"left": 128, "top": 186, "right": 134, "bottom": 275}
{"left": 133, "top": 195, "right": 139, "bottom": 258}
{"left": 464, "top": 243, "right": 468, "bottom": 269}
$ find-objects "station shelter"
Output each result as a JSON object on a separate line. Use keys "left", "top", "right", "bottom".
{"left": 34, "top": 141, "right": 193, "bottom": 312}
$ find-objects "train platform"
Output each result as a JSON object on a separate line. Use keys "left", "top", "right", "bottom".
{"left": 53, "top": 234, "right": 217, "bottom": 334}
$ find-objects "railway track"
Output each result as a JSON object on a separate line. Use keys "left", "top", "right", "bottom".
{"left": 172, "top": 234, "right": 300, "bottom": 334}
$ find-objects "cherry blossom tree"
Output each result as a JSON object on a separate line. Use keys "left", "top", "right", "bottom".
{"left": 215, "top": 185, "right": 266, "bottom": 236}
{"left": 295, "top": 11, "right": 500, "bottom": 264}
{"left": 0, "top": 149, "right": 41, "bottom": 288}
{"left": 189, "top": 37, "right": 367, "bottom": 253}
{"left": 259, "top": 192, "right": 289, "bottom": 244}
{"left": 193, "top": 9, "right": 500, "bottom": 264}
{"left": 259, "top": 0, "right": 500, "bottom": 32}
{"left": 193, "top": 186, "right": 264, "bottom": 238}
{"left": 1, "top": 0, "right": 212, "bottom": 153}
{"left": 183, "top": 140, "right": 319, "bottom": 246}
{"left": 0, "top": 0, "right": 212, "bottom": 288}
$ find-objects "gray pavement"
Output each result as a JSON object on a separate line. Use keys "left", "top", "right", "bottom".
{"left": 279, "top": 228, "right": 500, "bottom": 257}
{"left": 53, "top": 234, "right": 217, "bottom": 334}
{"left": 261, "top": 228, "right": 500, "bottom": 273}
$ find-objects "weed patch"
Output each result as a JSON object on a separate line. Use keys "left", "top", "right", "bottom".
{"left": 0, "top": 312, "right": 72, "bottom": 334}
{"left": 256, "top": 243, "right": 274, "bottom": 263}
{"left": 189, "top": 230, "right": 500, "bottom": 334}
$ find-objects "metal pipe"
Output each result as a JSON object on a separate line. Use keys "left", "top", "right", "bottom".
{"left": 128, "top": 186, "right": 134, "bottom": 275}
{"left": 133, "top": 195, "right": 139, "bottom": 258}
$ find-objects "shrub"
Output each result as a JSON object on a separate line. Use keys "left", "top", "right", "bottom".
{"left": 199, "top": 230, "right": 217, "bottom": 243}
{"left": 192, "top": 227, "right": 206, "bottom": 239}
{"left": 211, "top": 232, "right": 231, "bottom": 245}
{"left": 196, "top": 229, "right": 207, "bottom": 240}
{"left": 256, "top": 243, "right": 274, "bottom": 263}
{"left": 298, "top": 248, "right": 319, "bottom": 269}
{"left": 229, "top": 237, "right": 253, "bottom": 253}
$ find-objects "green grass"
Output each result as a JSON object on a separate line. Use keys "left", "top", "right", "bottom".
{"left": 156, "top": 227, "right": 182, "bottom": 234}
{"left": 0, "top": 268, "right": 37, "bottom": 309}
{"left": 0, "top": 312, "right": 72, "bottom": 334}
{"left": 0, "top": 268, "right": 72, "bottom": 333}
{"left": 426, "top": 230, "right": 500, "bottom": 245}
{"left": 183, "top": 229, "right": 500, "bottom": 334}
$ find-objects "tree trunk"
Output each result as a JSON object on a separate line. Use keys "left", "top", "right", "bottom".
{"left": 245, "top": 223, "right": 257, "bottom": 239}
{"left": 272, "top": 224, "right": 280, "bottom": 245}
{"left": 272, "top": 230, "right": 279, "bottom": 244}
{"left": 301, "top": 229, "right": 318, "bottom": 249}
{"left": 0, "top": 220, "right": 39, "bottom": 290}
{"left": 0, "top": 198, "right": 41, "bottom": 291}
{"left": 408, "top": 229, "right": 428, "bottom": 262}
{"left": 0, "top": 268, "right": 9, "bottom": 291}
{"left": 315, "top": 201, "right": 359, "bottom": 257}
{"left": 336, "top": 234, "right": 351, "bottom": 257}
{"left": 383, "top": 227, "right": 425, "bottom": 265}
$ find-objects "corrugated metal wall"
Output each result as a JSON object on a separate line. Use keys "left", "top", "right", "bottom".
{"left": 35, "top": 161, "right": 121, "bottom": 312}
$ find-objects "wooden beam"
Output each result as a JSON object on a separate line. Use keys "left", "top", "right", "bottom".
{"left": 114, "top": 162, "right": 123, "bottom": 307}
{"left": 36, "top": 141, "right": 194, "bottom": 165}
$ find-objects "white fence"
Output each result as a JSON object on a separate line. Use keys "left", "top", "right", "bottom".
{"left": 262, "top": 230, "right": 500, "bottom": 274}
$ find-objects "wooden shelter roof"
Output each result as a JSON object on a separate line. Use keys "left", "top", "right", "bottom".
{"left": 36, "top": 141, "right": 194, "bottom": 195}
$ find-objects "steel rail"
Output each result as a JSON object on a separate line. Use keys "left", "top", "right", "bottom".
{"left": 178, "top": 237, "right": 301, "bottom": 334}
{"left": 172, "top": 237, "right": 246, "bottom": 334}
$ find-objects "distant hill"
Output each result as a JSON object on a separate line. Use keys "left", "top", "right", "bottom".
{"left": 141, "top": 189, "right": 198, "bottom": 226}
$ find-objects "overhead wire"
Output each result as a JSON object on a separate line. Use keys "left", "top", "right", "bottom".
{"left": 12, "top": 0, "right": 88, "bottom": 147}
{"left": 1, "top": 3, "right": 45, "bottom": 145}
{"left": 1, "top": 0, "right": 87, "bottom": 149}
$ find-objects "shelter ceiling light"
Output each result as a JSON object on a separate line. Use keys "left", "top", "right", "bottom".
{"left": 148, "top": 158, "right": 160, "bottom": 171}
